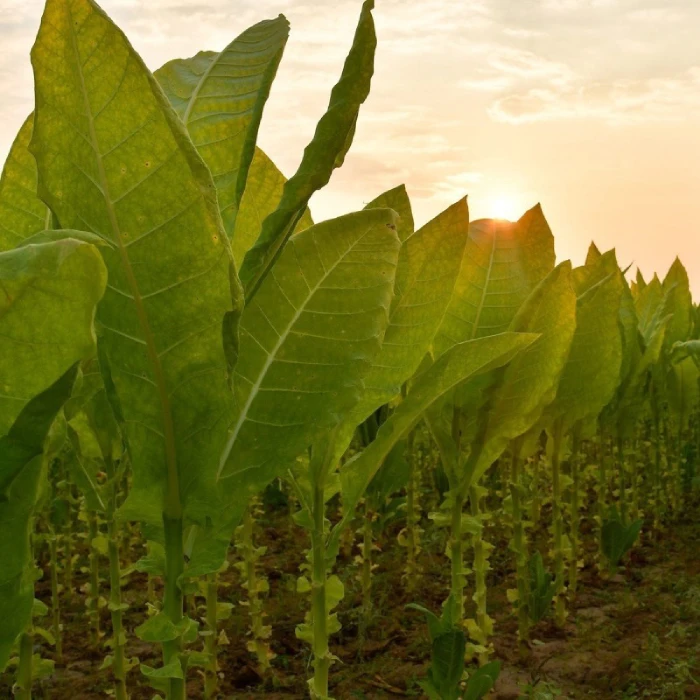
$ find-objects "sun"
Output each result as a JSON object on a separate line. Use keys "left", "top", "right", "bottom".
{"left": 486, "top": 193, "right": 524, "bottom": 222}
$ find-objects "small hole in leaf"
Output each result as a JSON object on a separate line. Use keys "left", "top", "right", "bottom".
{"left": 144, "top": 160, "right": 151, "bottom": 168}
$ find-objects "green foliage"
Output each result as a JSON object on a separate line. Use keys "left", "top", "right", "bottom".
{"left": 465, "top": 261, "right": 577, "bottom": 485}
{"left": 601, "top": 505, "right": 643, "bottom": 571}
{"left": 329, "top": 194, "right": 471, "bottom": 471}
{"left": 526, "top": 552, "right": 557, "bottom": 623}
{"left": 463, "top": 663, "right": 502, "bottom": 700}
{"left": 218, "top": 206, "right": 400, "bottom": 501}
{"left": 333, "top": 332, "right": 538, "bottom": 551}
{"left": 1, "top": 0, "right": 699, "bottom": 697}
{"left": 31, "top": 0, "right": 239, "bottom": 529}
{"left": 154, "top": 17, "right": 289, "bottom": 241}
{"left": 0, "top": 115, "right": 51, "bottom": 250}
{"left": 408, "top": 595, "right": 500, "bottom": 700}
{"left": 545, "top": 251, "right": 624, "bottom": 432}
{"left": 240, "top": 0, "right": 377, "bottom": 300}
{"left": 229, "top": 146, "right": 314, "bottom": 263}
{"left": 0, "top": 239, "right": 105, "bottom": 672}
{"left": 433, "top": 205, "right": 555, "bottom": 355}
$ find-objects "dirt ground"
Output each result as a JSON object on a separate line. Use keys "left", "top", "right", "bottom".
{"left": 3, "top": 496, "right": 699, "bottom": 699}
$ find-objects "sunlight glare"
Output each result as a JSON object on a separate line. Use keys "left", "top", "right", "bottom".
{"left": 486, "top": 193, "right": 524, "bottom": 222}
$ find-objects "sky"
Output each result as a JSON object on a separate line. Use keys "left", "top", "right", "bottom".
{"left": 1, "top": 0, "right": 699, "bottom": 294}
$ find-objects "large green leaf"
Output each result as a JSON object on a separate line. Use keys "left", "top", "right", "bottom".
{"left": 600, "top": 268, "right": 645, "bottom": 434}
{"left": 466, "top": 262, "right": 577, "bottom": 483}
{"left": 328, "top": 196, "right": 469, "bottom": 480}
{"left": 433, "top": 204, "right": 554, "bottom": 357}
{"left": 240, "top": 0, "right": 377, "bottom": 300}
{"left": 617, "top": 275, "right": 641, "bottom": 388}
{"left": 614, "top": 317, "right": 668, "bottom": 435}
{"left": 0, "top": 115, "right": 51, "bottom": 251}
{"left": 635, "top": 268, "right": 647, "bottom": 294}
{"left": 365, "top": 184, "right": 414, "bottom": 243}
{"left": 0, "top": 238, "right": 105, "bottom": 672}
{"left": 65, "top": 428, "right": 106, "bottom": 512}
{"left": 635, "top": 274, "right": 664, "bottom": 345}
{"left": 660, "top": 257, "right": 693, "bottom": 349}
{"left": 0, "top": 239, "right": 106, "bottom": 436}
{"left": 351, "top": 196, "right": 469, "bottom": 422}
{"left": 545, "top": 253, "right": 623, "bottom": 431}
{"left": 585, "top": 241, "right": 601, "bottom": 264}
{"left": 154, "top": 16, "right": 289, "bottom": 241}
{"left": 0, "top": 368, "right": 79, "bottom": 672}
{"left": 329, "top": 332, "right": 538, "bottom": 550}
{"left": 231, "top": 147, "right": 313, "bottom": 266}
{"left": 30, "top": 0, "right": 240, "bottom": 525}
{"left": 672, "top": 339, "right": 700, "bottom": 369}
{"left": 218, "top": 207, "right": 400, "bottom": 495}
{"left": 576, "top": 249, "right": 640, "bottom": 389}
{"left": 668, "top": 356, "right": 699, "bottom": 431}
{"left": 430, "top": 630, "right": 466, "bottom": 700}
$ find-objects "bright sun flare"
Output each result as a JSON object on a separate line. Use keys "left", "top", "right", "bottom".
{"left": 486, "top": 193, "right": 523, "bottom": 222}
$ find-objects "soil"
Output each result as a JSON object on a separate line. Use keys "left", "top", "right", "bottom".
{"left": 2, "top": 497, "right": 699, "bottom": 700}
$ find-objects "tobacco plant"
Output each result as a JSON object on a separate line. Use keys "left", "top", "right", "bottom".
{"left": 234, "top": 498, "right": 274, "bottom": 673}
{"left": 0, "top": 239, "right": 106, "bottom": 688}
{"left": 1, "top": 1, "right": 699, "bottom": 698}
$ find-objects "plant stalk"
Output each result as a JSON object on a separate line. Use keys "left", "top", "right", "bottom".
{"left": 568, "top": 427, "right": 581, "bottom": 598}
{"left": 105, "top": 457, "right": 127, "bottom": 700}
{"left": 404, "top": 429, "right": 421, "bottom": 590}
{"left": 88, "top": 510, "right": 101, "bottom": 647}
{"left": 509, "top": 441, "right": 530, "bottom": 653}
{"left": 469, "top": 483, "right": 492, "bottom": 664}
{"left": 311, "top": 481, "right": 330, "bottom": 698}
{"left": 449, "top": 490, "right": 465, "bottom": 624}
{"left": 361, "top": 507, "right": 373, "bottom": 617}
{"left": 617, "top": 433, "right": 627, "bottom": 523}
{"left": 550, "top": 420, "right": 567, "bottom": 626}
{"left": 49, "top": 534, "right": 62, "bottom": 662}
{"left": 162, "top": 514, "right": 185, "bottom": 700}
{"left": 15, "top": 631, "right": 33, "bottom": 700}
{"left": 204, "top": 574, "right": 218, "bottom": 699}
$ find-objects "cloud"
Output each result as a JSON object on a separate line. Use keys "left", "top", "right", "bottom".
{"left": 431, "top": 171, "right": 484, "bottom": 201}
{"left": 484, "top": 47, "right": 575, "bottom": 86}
{"left": 489, "top": 67, "right": 700, "bottom": 124}
{"left": 627, "top": 7, "right": 684, "bottom": 22}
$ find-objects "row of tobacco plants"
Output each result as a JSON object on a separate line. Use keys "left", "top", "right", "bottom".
{"left": 1, "top": 0, "right": 698, "bottom": 698}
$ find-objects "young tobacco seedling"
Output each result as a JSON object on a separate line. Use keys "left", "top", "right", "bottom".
{"left": 526, "top": 552, "right": 557, "bottom": 624}
{"left": 407, "top": 595, "right": 501, "bottom": 700}
{"left": 601, "top": 505, "right": 643, "bottom": 574}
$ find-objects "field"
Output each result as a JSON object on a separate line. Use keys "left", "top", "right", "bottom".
{"left": 1, "top": 0, "right": 699, "bottom": 699}
{"left": 5, "top": 482, "right": 700, "bottom": 699}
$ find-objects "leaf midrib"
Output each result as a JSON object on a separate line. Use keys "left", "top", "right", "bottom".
{"left": 67, "top": 9, "right": 181, "bottom": 516}
{"left": 180, "top": 23, "right": 284, "bottom": 126}
{"left": 218, "top": 224, "right": 376, "bottom": 478}
{"left": 181, "top": 49, "right": 221, "bottom": 126}
{"left": 470, "top": 231, "right": 497, "bottom": 340}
